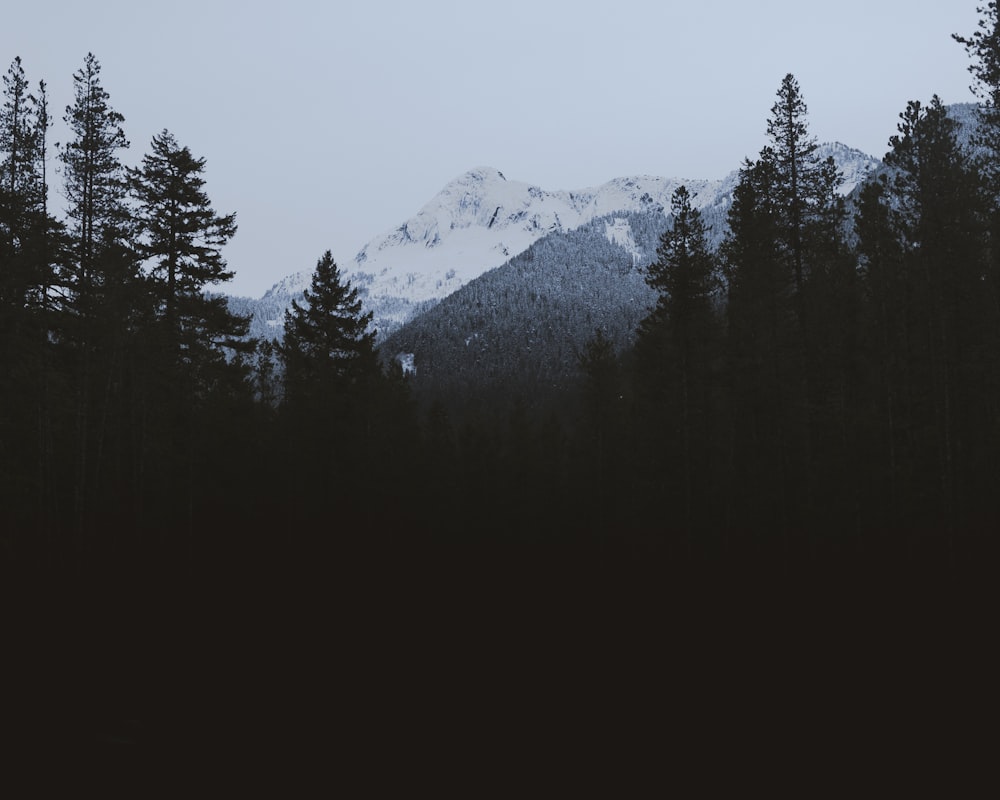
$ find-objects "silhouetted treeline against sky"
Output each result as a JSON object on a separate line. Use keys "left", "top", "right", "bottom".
{"left": 4, "top": 9, "right": 1000, "bottom": 756}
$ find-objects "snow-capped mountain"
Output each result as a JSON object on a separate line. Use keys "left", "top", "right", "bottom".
{"left": 378, "top": 143, "right": 883, "bottom": 409}
{"left": 240, "top": 143, "right": 881, "bottom": 340}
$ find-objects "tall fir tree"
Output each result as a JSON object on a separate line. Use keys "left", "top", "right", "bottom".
{"left": 954, "top": 4, "right": 1000, "bottom": 451}
{"left": 954, "top": 2, "right": 1000, "bottom": 160}
{"left": 0, "top": 58, "right": 41, "bottom": 241}
{"left": 27, "top": 78, "right": 62, "bottom": 308}
{"left": 856, "top": 175, "right": 913, "bottom": 533}
{"left": 762, "top": 74, "right": 843, "bottom": 324}
{"left": 58, "top": 53, "right": 139, "bottom": 541}
{"left": 278, "top": 251, "right": 378, "bottom": 517}
{"left": 280, "top": 250, "right": 375, "bottom": 405}
{"left": 0, "top": 57, "right": 39, "bottom": 542}
{"left": 130, "top": 129, "right": 247, "bottom": 376}
{"left": 720, "top": 154, "right": 800, "bottom": 540}
{"left": 128, "top": 129, "right": 250, "bottom": 541}
{"left": 640, "top": 186, "right": 718, "bottom": 351}
{"left": 0, "top": 58, "right": 46, "bottom": 329}
{"left": 59, "top": 53, "right": 132, "bottom": 315}
{"left": 635, "top": 185, "right": 721, "bottom": 544}
{"left": 0, "top": 59, "right": 66, "bottom": 546}
{"left": 731, "top": 74, "right": 852, "bottom": 546}
{"left": 0, "top": 56, "right": 38, "bottom": 355}
{"left": 879, "top": 96, "right": 993, "bottom": 537}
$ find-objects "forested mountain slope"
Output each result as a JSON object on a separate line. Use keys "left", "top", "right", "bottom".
{"left": 381, "top": 212, "right": 661, "bottom": 411}
{"left": 380, "top": 142, "right": 881, "bottom": 412}
{"left": 232, "top": 143, "right": 880, "bottom": 343}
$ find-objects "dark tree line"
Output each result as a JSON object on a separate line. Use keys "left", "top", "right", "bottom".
{"left": 5, "top": 10, "right": 1000, "bottom": 751}
{"left": 6, "top": 25, "right": 1000, "bottom": 596}
{"left": 581, "top": 60, "right": 1000, "bottom": 568}
{"left": 389, "top": 52, "right": 1000, "bottom": 571}
{"left": 0, "top": 54, "right": 412, "bottom": 594}
{"left": 2, "top": 57, "right": 426, "bottom": 746}
{"left": 7, "top": 13, "right": 1000, "bottom": 569}
{"left": 0, "top": 54, "right": 254, "bottom": 578}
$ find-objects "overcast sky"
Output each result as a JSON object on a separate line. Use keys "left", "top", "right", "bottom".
{"left": 0, "top": 0, "right": 985, "bottom": 296}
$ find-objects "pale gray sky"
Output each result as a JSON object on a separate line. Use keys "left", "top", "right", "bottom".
{"left": 1, "top": 0, "right": 984, "bottom": 296}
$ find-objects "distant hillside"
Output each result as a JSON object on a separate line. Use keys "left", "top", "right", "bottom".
{"left": 231, "top": 142, "right": 880, "bottom": 346}
{"left": 380, "top": 210, "right": 663, "bottom": 415}
{"left": 380, "top": 142, "right": 884, "bottom": 414}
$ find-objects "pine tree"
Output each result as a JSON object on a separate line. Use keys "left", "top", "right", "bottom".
{"left": 125, "top": 129, "right": 251, "bottom": 547}
{"left": 59, "top": 53, "right": 132, "bottom": 312}
{"left": 0, "top": 58, "right": 41, "bottom": 238}
{"left": 277, "top": 250, "right": 381, "bottom": 526}
{"left": 634, "top": 186, "right": 720, "bottom": 544}
{"left": 27, "top": 79, "right": 63, "bottom": 308}
{"left": 0, "top": 55, "right": 39, "bottom": 348}
{"left": 130, "top": 129, "right": 247, "bottom": 377}
{"left": 954, "top": 3, "right": 1000, "bottom": 403}
{"left": 763, "top": 74, "right": 843, "bottom": 318}
{"left": 728, "top": 75, "right": 852, "bottom": 546}
{"left": 0, "top": 59, "right": 67, "bottom": 546}
{"left": 954, "top": 2, "right": 1000, "bottom": 152}
{"left": 640, "top": 186, "right": 718, "bottom": 350}
{"left": 856, "top": 176, "right": 910, "bottom": 531}
{"left": 720, "top": 154, "right": 803, "bottom": 542}
{"left": 280, "top": 250, "right": 375, "bottom": 406}
{"left": 0, "top": 57, "right": 39, "bottom": 542}
{"left": 0, "top": 58, "right": 50, "bottom": 328}
{"left": 57, "top": 53, "right": 138, "bottom": 541}
{"left": 880, "top": 96, "right": 993, "bottom": 536}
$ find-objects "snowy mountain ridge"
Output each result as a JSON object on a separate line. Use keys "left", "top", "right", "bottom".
{"left": 246, "top": 143, "right": 881, "bottom": 339}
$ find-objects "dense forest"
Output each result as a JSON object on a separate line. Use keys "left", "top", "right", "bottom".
{"left": 4, "top": 7, "right": 1000, "bottom": 755}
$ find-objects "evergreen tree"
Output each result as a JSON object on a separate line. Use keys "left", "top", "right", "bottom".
{"left": 0, "top": 60, "right": 67, "bottom": 548}
{"left": 27, "top": 79, "right": 63, "bottom": 308}
{"left": 954, "top": 3, "right": 1000, "bottom": 154}
{"left": 0, "top": 58, "right": 41, "bottom": 240}
{"left": 724, "top": 74, "right": 844, "bottom": 390}
{"left": 880, "top": 96, "right": 993, "bottom": 537}
{"left": 720, "top": 155, "right": 798, "bottom": 539}
{"left": 126, "top": 129, "right": 251, "bottom": 545}
{"left": 634, "top": 186, "right": 720, "bottom": 545}
{"left": 856, "top": 176, "right": 912, "bottom": 533}
{"left": 59, "top": 53, "right": 132, "bottom": 312}
{"left": 280, "top": 250, "right": 375, "bottom": 406}
{"left": 130, "top": 129, "right": 247, "bottom": 378}
{"left": 0, "top": 58, "right": 39, "bottom": 543}
{"left": 57, "top": 53, "right": 138, "bottom": 541}
{"left": 0, "top": 58, "right": 49, "bottom": 324}
{"left": 722, "top": 156, "right": 786, "bottom": 324}
{"left": 278, "top": 251, "right": 378, "bottom": 517}
{"left": 763, "top": 73, "right": 842, "bottom": 309}
{"left": 640, "top": 186, "right": 718, "bottom": 354}
{"left": 727, "top": 75, "right": 852, "bottom": 546}
{"left": 954, "top": 4, "right": 1000, "bottom": 430}
{"left": 0, "top": 55, "right": 39, "bottom": 360}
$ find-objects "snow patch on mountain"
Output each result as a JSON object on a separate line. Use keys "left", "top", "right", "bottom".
{"left": 605, "top": 218, "right": 643, "bottom": 265}
{"left": 395, "top": 352, "right": 416, "bottom": 376}
{"left": 248, "top": 144, "right": 881, "bottom": 340}
{"left": 346, "top": 167, "right": 590, "bottom": 309}
{"left": 336, "top": 168, "right": 745, "bottom": 332}
{"left": 817, "top": 142, "right": 880, "bottom": 195}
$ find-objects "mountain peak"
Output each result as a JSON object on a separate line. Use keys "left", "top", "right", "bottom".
{"left": 451, "top": 166, "right": 507, "bottom": 184}
{"left": 251, "top": 144, "right": 883, "bottom": 340}
{"left": 814, "top": 141, "right": 883, "bottom": 194}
